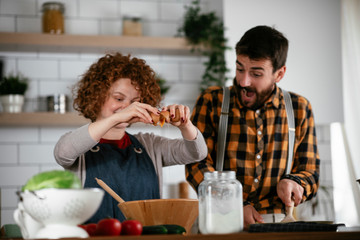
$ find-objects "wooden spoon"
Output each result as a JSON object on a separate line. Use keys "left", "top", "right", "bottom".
{"left": 95, "top": 178, "right": 125, "bottom": 203}
{"left": 281, "top": 200, "right": 296, "bottom": 223}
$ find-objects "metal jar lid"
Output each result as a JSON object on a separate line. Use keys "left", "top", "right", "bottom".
{"left": 42, "top": 2, "right": 65, "bottom": 13}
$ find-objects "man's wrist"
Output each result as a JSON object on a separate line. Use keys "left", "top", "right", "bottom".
{"left": 281, "top": 174, "right": 302, "bottom": 185}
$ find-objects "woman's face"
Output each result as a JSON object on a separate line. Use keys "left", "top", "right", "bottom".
{"left": 97, "top": 78, "right": 140, "bottom": 121}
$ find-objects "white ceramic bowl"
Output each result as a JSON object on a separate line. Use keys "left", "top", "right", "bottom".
{"left": 19, "top": 188, "right": 104, "bottom": 239}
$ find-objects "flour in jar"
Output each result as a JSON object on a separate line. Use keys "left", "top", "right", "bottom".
{"left": 199, "top": 210, "right": 243, "bottom": 234}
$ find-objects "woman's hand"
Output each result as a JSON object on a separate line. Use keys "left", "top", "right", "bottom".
{"left": 161, "top": 104, "right": 190, "bottom": 127}
{"left": 114, "top": 102, "right": 159, "bottom": 126}
{"left": 89, "top": 102, "right": 159, "bottom": 141}
{"left": 162, "top": 104, "right": 198, "bottom": 140}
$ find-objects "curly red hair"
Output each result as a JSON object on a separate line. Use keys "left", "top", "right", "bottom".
{"left": 73, "top": 53, "right": 161, "bottom": 122}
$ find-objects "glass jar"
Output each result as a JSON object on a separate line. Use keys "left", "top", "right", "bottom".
{"left": 122, "top": 15, "right": 142, "bottom": 36}
{"left": 42, "top": 2, "right": 65, "bottom": 34}
{"left": 46, "top": 94, "right": 67, "bottom": 113}
{"left": 198, "top": 171, "right": 243, "bottom": 234}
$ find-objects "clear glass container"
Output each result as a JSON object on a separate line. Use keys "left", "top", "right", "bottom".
{"left": 198, "top": 171, "right": 243, "bottom": 234}
{"left": 46, "top": 94, "right": 67, "bottom": 113}
{"left": 42, "top": 2, "right": 65, "bottom": 34}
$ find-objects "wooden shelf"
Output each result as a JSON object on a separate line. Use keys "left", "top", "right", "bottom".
{"left": 0, "top": 33, "right": 198, "bottom": 126}
{"left": 0, "top": 112, "right": 90, "bottom": 127}
{"left": 0, "top": 112, "right": 157, "bottom": 128}
{"left": 0, "top": 32, "right": 196, "bottom": 55}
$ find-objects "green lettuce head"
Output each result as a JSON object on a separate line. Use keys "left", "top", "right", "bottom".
{"left": 22, "top": 170, "right": 82, "bottom": 191}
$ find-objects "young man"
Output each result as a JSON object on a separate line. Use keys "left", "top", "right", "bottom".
{"left": 186, "top": 25, "right": 320, "bottom": 229}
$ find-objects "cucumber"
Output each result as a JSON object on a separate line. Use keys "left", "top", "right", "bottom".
{"left": 142, "top": 224, "right": 186, "bottom": 235}
{"left": 142, "top": 225, "right": 168, "bottom": 235}
{"left": 162, "top": 224, "right": 186, "bottom": 234}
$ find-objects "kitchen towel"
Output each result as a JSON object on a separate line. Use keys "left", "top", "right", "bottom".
{"left": 248, "top": 221, "right": 345, "bottom": 232}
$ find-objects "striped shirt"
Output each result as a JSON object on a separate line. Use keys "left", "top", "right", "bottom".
{"left": 186, "top": 85, "right": 320, "bottom": 214}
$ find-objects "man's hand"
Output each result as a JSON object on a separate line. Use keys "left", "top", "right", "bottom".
{"left": 277, "top": 178, "right": 304, "bottom": 207}
{"left": 243, "top": 205, "right": 264, "bottom": 230}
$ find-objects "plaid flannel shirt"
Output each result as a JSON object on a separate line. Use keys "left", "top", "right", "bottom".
{"left": 186, "top": 85, "right": 320, "bottom": 214}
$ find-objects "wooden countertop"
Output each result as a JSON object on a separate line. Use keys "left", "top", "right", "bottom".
{"left": 2, "top": 223, "right": 360, "bottom": 240}
{"left": 3, "top": 231, "right": 359, "bottom": 240}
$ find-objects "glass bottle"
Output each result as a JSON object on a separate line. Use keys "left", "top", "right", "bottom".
{"left": 198, "top": 171, "right": 243, "bottom": 234}
{"left": 42, "top": 2, "right": 65, "bottom": 34}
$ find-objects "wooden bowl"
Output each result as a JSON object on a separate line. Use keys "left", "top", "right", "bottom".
{"left": 118, "top": 199, "right": 198, "bottom": 234}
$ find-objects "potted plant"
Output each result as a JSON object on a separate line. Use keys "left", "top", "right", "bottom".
{"left": 177, "top": 0, "right": 230, "bottom": 91}
{"left": 0, "top": 73, "right": 28, "bottom": 113}
{"left": 156, "top": 75, "right": 170, "bottom": 96}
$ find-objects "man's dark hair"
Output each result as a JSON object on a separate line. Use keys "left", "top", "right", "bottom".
{"left": 235, "top": 25, "right": 288, "bottom": 72}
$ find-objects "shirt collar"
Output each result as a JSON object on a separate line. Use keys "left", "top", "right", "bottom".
{"left": 269, "top": 85, "right": 281, "bottom": 109}
{"left": 99, "top": 132, "right": 131, "bottom": 149}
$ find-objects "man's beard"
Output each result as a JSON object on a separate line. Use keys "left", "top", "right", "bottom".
{"left": 234, "top": 81, "right": 275, "bottom": 110}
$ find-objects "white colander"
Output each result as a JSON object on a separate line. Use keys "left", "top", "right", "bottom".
{"left": 19, "top": 188, "right": 104, "bottom": 239}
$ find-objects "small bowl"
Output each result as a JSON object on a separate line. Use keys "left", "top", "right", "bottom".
{"left": 118, "top": 198, "right": 198, "bottom": 234}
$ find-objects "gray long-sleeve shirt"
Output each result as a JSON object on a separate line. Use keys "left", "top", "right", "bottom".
{"left": 54, "top": 124, "right": 207, "bottom": 197}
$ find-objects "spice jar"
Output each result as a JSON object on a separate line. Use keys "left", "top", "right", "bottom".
{"left": 46, "top": 94, "right": 67, "bottom": 113}
{"left": 198, "top": 171, "right": 243, "bottom": 234}
{"left": 42, "top": 2, "right": 65, "bottom": 34}
{"left": 122, "top": 15, "right": 142, "bottom": 36}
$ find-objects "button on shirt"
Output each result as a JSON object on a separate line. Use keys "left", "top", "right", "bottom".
{"left": 185, "top": 85, "right": 320, "bottom": 214}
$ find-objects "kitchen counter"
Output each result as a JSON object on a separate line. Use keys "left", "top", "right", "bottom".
{"left": 2, "top": 224, "right": 359, "bottom": 240}
{"left": 103, "top": 232, "right": 360, "bottom": 240}
{"left": 3, "top": 232, "right": 360, "bottom": 240}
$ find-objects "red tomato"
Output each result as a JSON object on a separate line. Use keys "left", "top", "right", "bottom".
{"left": 78, "top": 224, "right": 87, "bottom": 231}
{"left": 78, "top": 223, "right": 98, "bottom": 236}
{"left": 85, "top": 223, "right": 97, "bottom": 236}
{"left": 121, "top": 220, "right": 143, "bottom": 235}
{"left": 95, "top": 218, "right": 122, "bottom": 236}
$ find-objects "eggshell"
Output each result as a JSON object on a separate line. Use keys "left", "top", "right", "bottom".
{"left": 150, "top": 112, "right": 160, "bottom": 126}
{"left": 160, "top": 111, "right": 170, "bottom": 122}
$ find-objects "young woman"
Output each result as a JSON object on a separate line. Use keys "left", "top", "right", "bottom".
{"left": 54, "top": 53, "right": 207, "bottom": 223}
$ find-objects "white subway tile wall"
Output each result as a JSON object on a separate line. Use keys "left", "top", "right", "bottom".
{"left": 0, "top": 0, "right": 333, "bottom": 226}
{"left": 0, "top": 17, "right": 15, "bottom": 32}
{"left": 0, "top": 145, "right": 17, "bottom": 164}
{"left": 79, "top": 0, "right": 119, "bottom": 19}
{"left": 0, "top": 0, "right": 37, "bottom": 15}
{"left": 295, "top": 124, "right": 334, "bottom": 221}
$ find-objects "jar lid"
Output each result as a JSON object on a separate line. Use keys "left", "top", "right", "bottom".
{"left": 46, "top": 93, "right": 67, "bottom": 98}
{"left": 123, "top": 14, "right": 142, "bottom": 21}
{"left": 204, "top": 171, "right": 236, "bottom": 180}
{"left": 42, "top": 2, "right": 65, "bottom": 13}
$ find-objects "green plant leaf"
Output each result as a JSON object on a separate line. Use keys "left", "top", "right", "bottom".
{"left": 177, "top": 0, "right": 229, "bottom": 91}
{"left": 156, "top": 75, "right": 170, "bottom": 96}
{"left": 0, "top": 73, "right": 29, "bottom": 95}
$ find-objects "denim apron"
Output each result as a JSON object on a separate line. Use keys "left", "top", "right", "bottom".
{"left": 84, "top": 133, "right": 160, "bottom": 223}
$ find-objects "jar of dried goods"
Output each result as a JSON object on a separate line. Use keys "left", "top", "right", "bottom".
{"left": 122, "top": 15, "right": 142, "bottom": 36}
{"left": 42, "top": 2, "right": 65, "bottom": 34}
